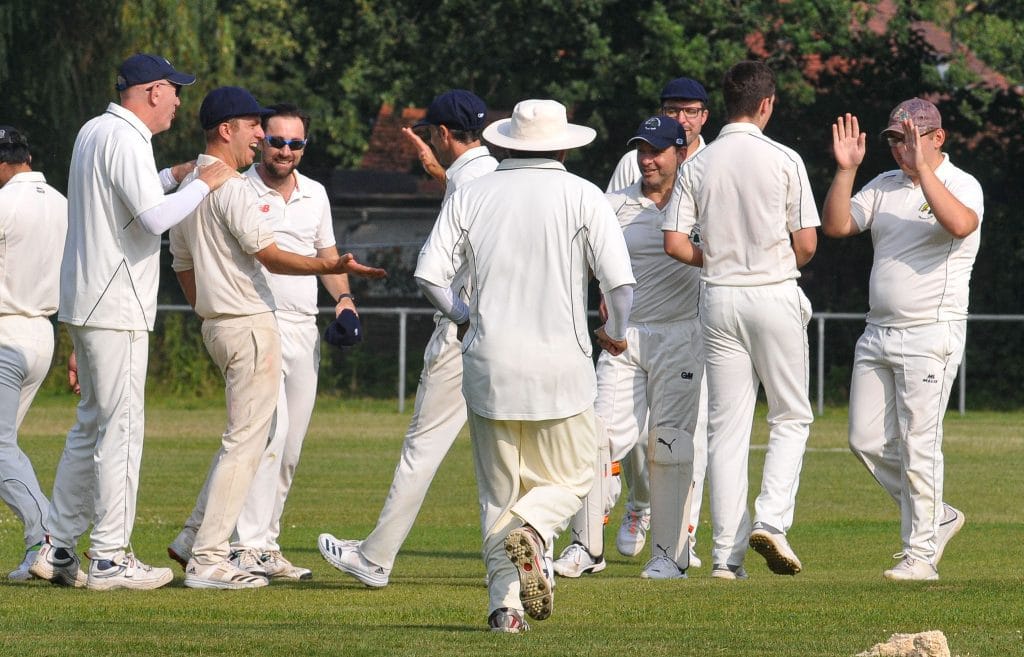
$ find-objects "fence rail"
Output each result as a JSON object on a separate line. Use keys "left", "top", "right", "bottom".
{"left": 158, "top": 306, "right": 1024, "bottom": 415}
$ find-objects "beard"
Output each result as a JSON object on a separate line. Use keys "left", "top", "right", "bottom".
{"left": 262, "top": 157, "right": 297, "bottom": 181}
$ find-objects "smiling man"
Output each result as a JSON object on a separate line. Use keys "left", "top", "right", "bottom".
{"left": 168, "top": 87, "right": 386, "bottom": 589}
{"left": 31, "top": 53, "right": 235, "bottom": 592}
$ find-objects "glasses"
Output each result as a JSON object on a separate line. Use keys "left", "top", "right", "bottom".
{"left": 145, "top": 82, "right": 181, "bottom": 97}
{"left": 662, "top": 105, "right": 705, "bottom": 119}
{"left": 886, "top": 129, "right": 936, "bottom": 148}
{"left": 265, "top": 136, "right": 308, "bottom": 150}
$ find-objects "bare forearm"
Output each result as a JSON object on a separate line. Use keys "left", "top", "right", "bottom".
{"left": 919, "top": 168, "right": 979, "bottom": 238}
{"left": 664, "top": 231, "right": 703, "bottom": 267}
{"left": 822, "top": 168, "right": 859, "bottom": 238}
{"left": 175, "top": 269, "right": 197, "bottom": 308}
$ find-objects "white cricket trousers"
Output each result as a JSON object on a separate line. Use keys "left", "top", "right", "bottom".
{"left": 570, "top": 318, "right": 704, "bottom": 567}
{"left": 0, "top": 315, "right": 54, "bottom": 547}
{"left": 470, "top": 409, "right": 595, "bottom": 614}
{"left": 47, "top": 326, "right": 147, "bottom": 560}
{"left": 234, "top": 311, "right": 319, "bottom": 552}
{"left": 187, "top": 313, "right": 281, "bottom": 565}
{"left": 848, "top": 321, "right": 965, "bottom": 564}
{"left": 702, "top": 281, "right": 813, "bottom": 568}
{"left": 360, "top": 320, "right": 467, "bottom": 569}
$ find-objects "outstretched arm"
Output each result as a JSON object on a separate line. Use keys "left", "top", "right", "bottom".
{"left": 822, "top": 113, "right": 866, "bottom": 238}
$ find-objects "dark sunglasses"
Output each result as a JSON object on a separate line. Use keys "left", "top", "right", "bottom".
{"left": 265, "top": 136, "right": 307, "bottom": 150}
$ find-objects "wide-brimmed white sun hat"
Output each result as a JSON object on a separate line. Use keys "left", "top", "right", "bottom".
{"left": 483, "top": 99, "right": 596, "bottom": 151}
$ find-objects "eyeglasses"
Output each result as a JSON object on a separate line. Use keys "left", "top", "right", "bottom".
{"left": 264, "top": 136, "right": 308, "bottom": 150}
{"left": 661, "top": 105, "right": 705, "bottom": 119}
{"left": 885, "top": 129, "right": 936, "bottom": 148}
{"left": 145, "top": 82, "right": 181, "bottom": 97}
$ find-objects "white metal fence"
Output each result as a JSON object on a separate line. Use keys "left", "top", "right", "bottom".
{"left": 159, "top": 306, "right": 1024, "bottom": 415}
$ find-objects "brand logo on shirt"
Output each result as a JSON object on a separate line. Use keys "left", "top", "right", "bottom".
{"left": 259, "top": 204, "right": 271, "bottom": 213}
{"left": 923, "top": 373, "right": 938, "bottom": 384}
{"left": 680, "top": 371, "right": 694, "bottom": 380}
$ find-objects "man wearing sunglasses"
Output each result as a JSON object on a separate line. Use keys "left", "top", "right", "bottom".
{"left": 31, "top": 53, "right": 235, "bottom": 591}
{"left": 225, "top": 103, "right": 356, "bottom": 581}
{"left": 823, "top": 98, "right": 982, "bottom": 581}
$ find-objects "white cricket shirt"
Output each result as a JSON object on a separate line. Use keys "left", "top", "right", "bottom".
{"left": 851, "top": 154, "right": 984, "bottom": 328}
{"left": 0, "top": 171, "right": 67, "bottom": 317}
{"left": 663, "top": 122, "right": 819, "bottom": 286}
{"left": 443, "top": 145, "right": 498, "bottom": 203}
{"left": 170, "top": 154, "right": 277, "bottom": 319}
{"left": 416, "top": 158, "right": 635, "bottom": 421}
{"left": 244, "top": 165, "right": 336, "bottom": 315}
{"left": 605, "top": 182, "right": 698, "bottom": 322}
{"left": 59, "top": 103, "right": 169, "bottom": 330}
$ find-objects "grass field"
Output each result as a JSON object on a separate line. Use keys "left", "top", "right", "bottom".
{"left": 1, "top": 395, "right": 1021, "bottom": 656}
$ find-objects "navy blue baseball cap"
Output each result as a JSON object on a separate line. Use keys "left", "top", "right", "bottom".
{"left": 199, "top": 86, "right": 273, "bottom": 130}
{"left": 627, "top": 116, "right": 686, "bottom": 150}
{"left": 116, "top": 53, "right": 196, "bottom": 91}
{"left": 0, "top": 125, "right": 27, "bottom": 147}
{"left": 660, "top": 77, "right": 709, "bottom": 103}
{"left": 415, "top": 90, "right": 488, "bottom": 131}
{"left": 323, "top": 309, "right": 363, "bottom": 348}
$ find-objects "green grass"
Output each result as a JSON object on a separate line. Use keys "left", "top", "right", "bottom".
{"left": 1, "top": 397, "right": 1022, "bottom": 656}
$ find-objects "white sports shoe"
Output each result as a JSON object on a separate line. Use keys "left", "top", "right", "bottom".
{"left": 504, "top": 526, "right": 552, "bottom": 621}
{"left": 640, "top": 555, "right": 687, "bottom": 580}
{"left": 318, "top": 533, "right": 390, "bottom": 587}
{"left": 688, "top": 546, "right": 702, "bottom": 569}
{"left": 230, "top": 547, "right": 269, "bottom": 578}
{"left": 710, "top": 564, "right": 748, "bottom": 580}
{"left": 261, "top": 550, "right": 312, "bottom": 581}
{"left": 934, "top": 504, "right": 965, "bottom": 566}
{"left": 8, "top": 545, "right": 41, "bottom": 581}
{"left": 553, "top": 543, "right": 606, "bottom": 578}
{"left": 884, "top": 555, "right": 938, "bottom": 581}
{"left": 28, "top": 542, "right": 87, "bottom": 587}
{"left": 616, "top": 507, "right": 650, "bottom": 557}
{"left": 184, "top": 558, "right": 269, "bottom": 589}
{"left": 749, "top": 526, "right": 802, "bottom": 575}
{"left": 167, "top": 529, "right": 194, "bottom": 570}
{"left": 87, "top": 552, "right": 173, "bottom": 591}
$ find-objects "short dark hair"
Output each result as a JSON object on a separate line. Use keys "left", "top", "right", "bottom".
{"left": 723, "top": 61, "right": 776, "bottom": 120}
{"left": 447, "top": 127, "right": 483, "bottom": 145}
{"left": 263, "top": 103, "right": 311, "bottom": 137}
{"left": 0, "top": 126, "right": 30, "bottom": 165}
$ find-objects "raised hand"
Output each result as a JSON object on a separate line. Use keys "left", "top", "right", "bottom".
{"left": 832, "top": 113, "right": 866, "bottom": 171}
{"left": 196, "top": 160, "right": 237, "bottom": 191}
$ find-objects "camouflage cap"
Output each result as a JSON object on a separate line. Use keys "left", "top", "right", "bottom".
{"left": 882, "top": 98, "right": 942, "bottom": 136}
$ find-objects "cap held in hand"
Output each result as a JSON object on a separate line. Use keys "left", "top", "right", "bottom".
{"left": 323, "top": 309, "right": 362, "bottom": 348}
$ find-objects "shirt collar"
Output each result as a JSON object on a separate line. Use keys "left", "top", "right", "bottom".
{"left": 495, "top": 158, "right": 567, "bottom": 172}
{"left": 718, "top": 122, "right": 764, "bottom": 138}
{"left": 446, "top": 145, "right": 491, "bottom": 179}
{"left": 619, "top": 181, "right": 657, "bottom": 209}
{"left": 4, "top": 171, "right": 46, "bottom": 185}
{"left": 104, "top": 102, "right": 153, "bottom": 142}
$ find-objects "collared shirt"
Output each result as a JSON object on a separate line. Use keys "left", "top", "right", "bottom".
{"left": 605, "top": 182, "right": 698, "bottom": 323}
{"left": 59, "top": 103, "right": 168, "bottom": 330}
{"left": 443, "top": 145, "right": 498, "bottom": 203}
{"left": 416, "top": 158, "right": 635, "bottom": 421}
{"left": 169, "top": 154, "right": 277, "bottom": 319}
{"left": 851, "top": 154, "right": 984, "bottom": 328}
{"left": 606, "top": 135, "right": 707, "bottom": 193}
{"left": 663, "top": 122, "right": 820, "bottom": 286}
{"left": 0, "top": 171, "right": 67, "bottom": 317}
{"left": 243, "top": 165, "right": 336, "bottom": 315}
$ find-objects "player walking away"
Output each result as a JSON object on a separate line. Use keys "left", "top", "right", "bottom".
{"left": 605, "top": 76, "right": 712, "bottom": 568}
{"left": 30, "top": 54, "right": 235, "bottom": 591}
{"left": 168, "top": 87, "right": 386, "bottom": 590}
{"left": 0, "top": 126, "right": 66, "bottom": 581}
{"left": 663, "top": 61, "right": 818, "bottom": 580}
{"left": 167, "top": 104, "right": 356, "bottom": 581}
{"left": 415, "top": 99, "right": 635, "bottom": 632}
{"left": 822, "top": 99, "right": 980, "bottom": 581}
{"left": 318, "top": 90, "right": 497, "bottom": 587}
{"left": 554, "top": 117, "right": 704, "bottom": 581}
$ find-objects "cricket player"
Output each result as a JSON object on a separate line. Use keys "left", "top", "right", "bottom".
{"left": 555, "top": 117, "right": 703, "bottom": 581}
{"left": 169, "top": 86, "right": 385, "bottom": 589}
{"left": 663, "top": 61, "right": 818, "bottom": 580}
{"left": 822, "top": 99, "right": 981, "bottom": 581}
{"left": 31, "top": 53, "right": 234, "bottom": 591}
{"left": 318, "top": 90, "right": 497, "bottom": 587}
{"left": 0, "top": 126, "right": 66, "bottom": 581}
{"left": 415, "top": 99, "right": 635, "bottom": 632}
{"left": 605, "top": 76, "right": 712, "bottom": 566}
